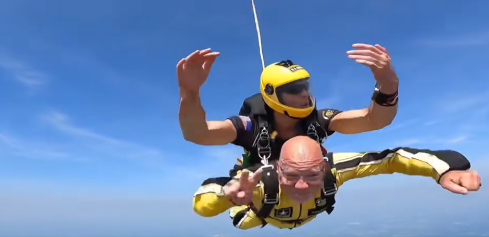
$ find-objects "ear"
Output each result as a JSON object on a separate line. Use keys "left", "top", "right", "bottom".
{"left": 276, "top": 162, "right": 285, "bottom": 174}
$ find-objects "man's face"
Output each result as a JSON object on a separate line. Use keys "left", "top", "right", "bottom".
{"left": 277, "top": 161, "right": 325, "bottom": 203}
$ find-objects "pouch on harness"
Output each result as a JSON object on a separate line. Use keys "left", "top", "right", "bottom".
{"left": 231, "top": 153, "right": 338, "bottom": 228}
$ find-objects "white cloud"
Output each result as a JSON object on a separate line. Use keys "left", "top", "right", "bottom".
{"left": 393, "top": 135, "right": 470, "bottom": 147}
{"left": 385, "top": 118, "right": 420, "bottom": 131}
{"left": 394, "top": 139, "right": 422, "bottom": 147}
{"left": 0, "top": 134, "right": 15, "bottom": 147}
{"left": 42, "top": 111, "right": 126, "bottom": 145}
{"left": 441, "top": 135, "right": 468, "bottom": 144}
{"left": 0, "top": 133, "right": 84, "bottom": 162}
{"left": 0, "top": 193, "right": 204, "bottom": 237}
{"left": 38, "top": 111, "right": 167, "bottom": 165}
{"left": 423, "top": 120, "right": 439, "bottom": 126}
{"left": 437, "top": 94, "right": 488, "bottom": 113}
{"left": 415, "top": 31, "right": 489, "bottom": 47}
{"left": 179, "top": 145, "right": 245, "bottom": 179}
{"left": 36, "top": 46, "right": 164, "bottom": 99}
{"left": 0, "top": 55, "right": 47, "bottom": 88}
{"left": 425, "top": 93, "right": 489, "bottom": 133}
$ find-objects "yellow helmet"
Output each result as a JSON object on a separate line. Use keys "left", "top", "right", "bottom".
{"left": 260, "top": 60, "right": 315, "bottom": 118}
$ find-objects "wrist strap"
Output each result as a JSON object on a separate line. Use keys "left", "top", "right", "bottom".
{"left": 371, "top": 89, "right": 398, "bottom": 106}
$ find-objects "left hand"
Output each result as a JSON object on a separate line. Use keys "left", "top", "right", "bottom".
{"left": 347, "top": 43, "right": 398, "bottom": 88}
{"left": 439, "top": 170, "right": 482, "bottom": 195}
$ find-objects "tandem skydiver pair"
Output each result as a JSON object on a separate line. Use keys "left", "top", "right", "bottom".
{"left": 176, "top": 47, "right": 481, "bottom": 230}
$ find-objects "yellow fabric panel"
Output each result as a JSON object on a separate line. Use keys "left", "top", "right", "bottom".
{"left": 333, "top": 149, "right": 445, "bottom": 187}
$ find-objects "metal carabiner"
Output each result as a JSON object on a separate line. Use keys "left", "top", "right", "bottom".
{"left": 256, "top": 127, "right": 272, "bottom": 165}
{"left": 306, "top": 124, "right": 320, "bottom": 143}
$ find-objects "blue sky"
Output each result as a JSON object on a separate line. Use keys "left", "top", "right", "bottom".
{"left": 0, "top": 0, "right": 488, "bottom": 236}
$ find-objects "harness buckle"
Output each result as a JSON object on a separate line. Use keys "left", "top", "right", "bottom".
{"left": 261, "top": 164, "right": 274, "bottom": 171}
{"left": 323, "top": 184, "right": 337, "bottom": 196}
{"left": 306, "top": 124, "right": 319, "bottom": 143}
{"left": 257, "top": 146, "right": 271, "bottom": 155}
{"left": 258, "top": 128, "right": 270, "bottom": 146}
{"left": 263, "top": 193, "right": 279, "bottom": 204}
{"left": 256, "top": 127, "right": 272, "bottom": 164}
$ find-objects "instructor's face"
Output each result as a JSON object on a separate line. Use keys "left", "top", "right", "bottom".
{"left": 276, "top": 79, "right": 312, "bottom": 109}
{"left": 281, "top": 90, "right": 311, "bottom": 109}
{"left": 278, "top": 163, "right": 325, "bottom": 203}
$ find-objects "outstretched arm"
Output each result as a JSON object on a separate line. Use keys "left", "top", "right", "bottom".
{"left": 333, "top": 147, "right": 471, "bottom": 186}
{"left": 179, "top": 90, "right": 237, "bottom": 145}
{"left": 329, "top": 44, "right": 399, "bottom": 134}
{"left": 193, "top": 177, "right": 236, "bottom": 217}
{"left": 193, "top": 171, "right": 264, "bottom": 218}
{"left": 328, "top": 82, "right": 398, "bottom": 134}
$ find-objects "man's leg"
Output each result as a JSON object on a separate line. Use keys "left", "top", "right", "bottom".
{"left": 229, "top": 206, "right": 264, "bottom": 230}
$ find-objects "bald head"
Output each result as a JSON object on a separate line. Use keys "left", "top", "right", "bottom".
{"left": 279, "top": 136, "right": 324, "bottom": 168}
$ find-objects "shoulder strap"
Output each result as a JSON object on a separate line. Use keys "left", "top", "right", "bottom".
{"left": 315, "top": 109, "right": 329, "bottom": 131}
{"left": 241, "top": 93, "right": 267, "bottom": 116}
{"left": 255, "top": 164, "right": 279, "bottom": 220}
{"left": 321, "top": 152, "right": 337, "bottom": 214}
{"left": 252, "top": 115, "right": 273, "bottom": 165}
{"left": 240, "top": 94, "right": 274, "bottom": 165}
{"left": 238, "top": 93, "right": 275, "bottom": 166}
{"left": 304, "top": 109, "right": 328, "bottom": 144}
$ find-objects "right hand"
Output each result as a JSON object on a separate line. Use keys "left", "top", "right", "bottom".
{"left": 224, "top": 168, "right": 263, "bottom": 205}
{"left": 177, "top": 48, "right": 220, "bottom": 93}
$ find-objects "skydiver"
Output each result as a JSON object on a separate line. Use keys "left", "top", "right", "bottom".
{"left": 193, "top": 136, "right": 481, "bottom": 230}
{"left": 177, "top": 44, "right": 399, "bottom": 174}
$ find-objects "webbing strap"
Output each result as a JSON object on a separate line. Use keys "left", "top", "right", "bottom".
{"left": 255, "top": 165, "right": 278, "bottom": 224}
{"left": 321, "top": 152, "right": 337, "bottom": 214}
{"left": 254, "top": 115, "right": 272, "bottom": 165}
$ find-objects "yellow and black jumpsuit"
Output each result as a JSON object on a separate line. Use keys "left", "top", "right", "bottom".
{"left": 193, "top": 147, "right": 470, "bottom": 230}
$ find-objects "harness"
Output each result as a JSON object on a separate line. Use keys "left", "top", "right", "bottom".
{"left": 242, "top": 153, "right": 337, "bottom": 227}
{"left": 235, "top": 94, "right": 337, "bottom": 227}
{"left": 240, "top": 93, "right": 329, "bottom": 166}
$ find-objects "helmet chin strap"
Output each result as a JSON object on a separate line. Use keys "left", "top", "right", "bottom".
{"left": 251, "top": 0, "right": 266, "bottom": 70}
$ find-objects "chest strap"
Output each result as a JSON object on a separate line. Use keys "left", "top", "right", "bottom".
{"left": 252, "top": 115, "right": 273, "bottom": 165}
{"left": 252, "top": 114, "right": 325, "bottom": 166}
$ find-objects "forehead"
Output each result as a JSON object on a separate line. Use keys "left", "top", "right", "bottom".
{"left": 279, "top": 161, "right": 323, "bottom": 173}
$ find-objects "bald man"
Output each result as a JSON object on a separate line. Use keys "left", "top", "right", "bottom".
{"left": 193, "top": 136, "right": 481, "bottom": 230}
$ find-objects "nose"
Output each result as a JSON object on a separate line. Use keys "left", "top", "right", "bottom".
{"left": 298, "top": 90, "right": 309, "bottom": 98}
{"left": 294, "top": 179, "right": 309, "bottom": 189}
